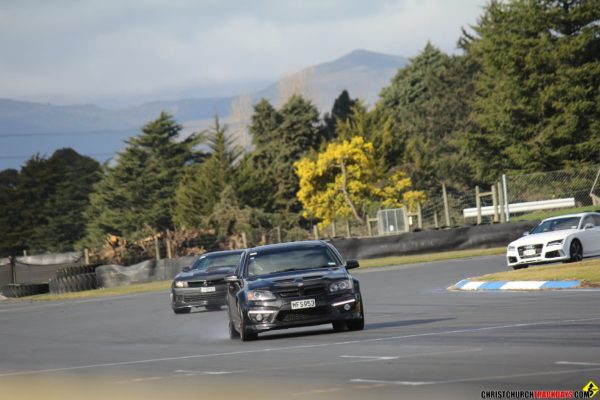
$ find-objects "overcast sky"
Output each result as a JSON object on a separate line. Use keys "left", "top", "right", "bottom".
{"left": 0, "top": 0, "right": 486, "bottom": 105}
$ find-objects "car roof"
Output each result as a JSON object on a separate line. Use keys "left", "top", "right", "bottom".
{"left": 542, "top": 212, "right": 600, "bottom": 222}
{"left": 246, "top": 240, "right": 329, "bottom": 253}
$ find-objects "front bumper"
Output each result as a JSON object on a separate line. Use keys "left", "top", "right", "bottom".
{"left": 242, "top": 292, "right": 362, "bottom": 333}
{"left": 171, "top": 285, "right": 227, "bottom": 309}
{"left": 506, "top": 243, "right": 569, "bottom": 267}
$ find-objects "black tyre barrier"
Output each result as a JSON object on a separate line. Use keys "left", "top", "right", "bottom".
{"left": 1, "top": 283, "right": 50, "bottom": 298}
{"left": 49, "top": 273, "right": 98, "bottom": 294}
{"left": 55, "top": 264, "right": 100, "bottom": 279}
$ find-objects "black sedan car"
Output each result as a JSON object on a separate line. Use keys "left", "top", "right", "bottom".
{"left": 171, "top": 250, "right": 244, "bottom": 314}
{"left": 225, "top": 241, "right": 364, "bottom": 341}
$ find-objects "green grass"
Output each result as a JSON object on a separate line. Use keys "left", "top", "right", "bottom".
{"left": 357, "top": 247, "right": 505, "bottom": 269}
{"left": 470, "top": 258, "right": 600, "bottom": 287}
{"left": 23, "top": 280, "right": 172, "bottom": 301}
{"left": 512, "top": 205, "right": 599, "bottom": 222}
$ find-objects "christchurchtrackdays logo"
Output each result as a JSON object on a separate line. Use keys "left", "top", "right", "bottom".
{"left": 480, "top": 380, "right": 599, "bottom": 399}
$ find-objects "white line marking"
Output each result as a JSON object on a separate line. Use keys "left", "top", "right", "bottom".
{"left": 339, "top": 355, "right": 398, "bottom": 360}
{"left": 350, "top": 366, "right": 600, "bottom": 386}
{"left": 0, "top": 317, "right": 598, "bottom": 377}
{"left": 351, "top": 379, "right": 434, "bottom": 386}
{"left": 555, "top": 361, "right": 600, "bottom": 366}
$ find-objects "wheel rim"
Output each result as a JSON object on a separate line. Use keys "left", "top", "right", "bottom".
{"left": 571, "top": 241, "right": 583, "bottom": 261}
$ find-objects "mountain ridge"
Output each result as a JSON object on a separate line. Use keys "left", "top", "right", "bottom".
{"left": 0, "top": 49, "right": 409, "bottom": 170}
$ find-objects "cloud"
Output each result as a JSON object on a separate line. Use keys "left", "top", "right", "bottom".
{"left": 0, "top": 0, "right": 485, "bottom": 103}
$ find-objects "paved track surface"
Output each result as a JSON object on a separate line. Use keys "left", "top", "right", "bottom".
{"left": 1, "top": 254, "right": 599, "bottom": 399}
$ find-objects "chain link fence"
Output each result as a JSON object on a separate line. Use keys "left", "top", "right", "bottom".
{"left": 506, "top": 165, "right": 600, "bottom": 207}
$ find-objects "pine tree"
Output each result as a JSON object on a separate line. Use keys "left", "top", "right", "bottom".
{"left": 174, "top": 116, "right": 241, "bottom": 228}
{"left": 0, "top": 169, "right": 21, "bottom": 255}
{"left": 236, "top": 95, "right": 325, "bottom": 216}
{"left": 323, "top": 90, "right": 358, "bottom": 140}
{"left": 463, "top": 0, "right": 600, "bottom": 182}
{"left": 378, "top": 43, "right": 474, "bottom": 192}
{"left": 84, "top": 112, "right": 199, "bottom": 245}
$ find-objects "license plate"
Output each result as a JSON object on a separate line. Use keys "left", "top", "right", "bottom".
{"left": 291, "top": 299, "right": 315, "bottom": 310}
{"left": 523, "top": 249, "right": 536, "bottom": 256}
{"left": 200, "top": 286, "right": 216, "bottom": 293}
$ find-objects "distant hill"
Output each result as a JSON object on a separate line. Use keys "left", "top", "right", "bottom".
{"left": 0, "top": 50, "right": 408, "bottom": 170}
{"left": 255, "top": 49, "right": 408, "bottom": 110}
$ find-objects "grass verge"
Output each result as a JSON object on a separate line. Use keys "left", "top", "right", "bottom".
{"left": 469, "top": 258, "right": 600, "bottom": 287}
{"left": 23, "top": 280, "right": 172, "bottom": 301}
{"left": 512, "top": 205, "right": 599, "bottom": 222}
{"left": 13, "top": 247, "right": 506, "bottom": 301}
{"left": 358, "top": 247, "right": 505, "bottom": 269}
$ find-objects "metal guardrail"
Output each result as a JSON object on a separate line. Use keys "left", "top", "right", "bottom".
{"left": 463, "top": 198, "right": 576, "bottom": 219}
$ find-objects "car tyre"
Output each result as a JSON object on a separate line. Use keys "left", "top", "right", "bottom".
{"left": 347, "top": 299, "right": 365, "bottom": 331}
{"left": 568, "top": 240, "right": 583, "bottom": 263}
{"left": 228, "top": 319, "right": 240, "bottom": 339}
{"left": 238, "top": 307, "right": 257, "bottom": 341}
{"left": 512, "top": 264, "right": 528, "bottom": 270}
{"left": 205, "top": 304, "right": 222, "bottom": 311}
{"left": 173, "top": 307, "right": 191, "bottom": 314}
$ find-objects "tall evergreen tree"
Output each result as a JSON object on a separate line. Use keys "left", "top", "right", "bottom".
{"left": 463, "top": 0, "right": 600, "bottom": 182}
{"left": 0, "top": 169, "right": 21, "bottom": 255}
{"left": 378, "top": 43, "right": 475, "bottom": 192}
{"left": 0, "top": 149, "right": 101, "bottom": 255}
{"left": 236, "top": 95, "right": 325, "bottom": 215}
{"left": 84, "top": 112, "right": 199, "bottom": 245}
{"left": 174, "top": 116, "right": 241, "bottom": 228}
{"left": 271, "top": 95, "right": 324, "bottom": 213}
{"left": 323, "top": 89, "right": 358, "bottom": 140}
{"left": 42, "top": 149, "right": 102, "bottom": 251}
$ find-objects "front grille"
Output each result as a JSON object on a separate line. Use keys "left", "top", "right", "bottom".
{"left": 188, "top": 280, "right": 224, "bottom": 288}
{"left": 276, "top": 306, "right": 330, "bottom": 322}
{"left": 518, "top": 244, "right": 543, "bottom": 258}
{"left": 276, "top": 285, "right": 326, "bottom": 299}
{"left": 183, "top": 292, "right": 221, "bottom": 302}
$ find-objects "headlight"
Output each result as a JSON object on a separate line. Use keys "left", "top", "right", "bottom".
{"left": 247, "top": 290, "right": 276, "bottom": 301}
{"left": 329, "top": 279, "right": 353, "bottom": 293}
{"left": 507, "top": 246, "right": 515, "bottom": 251}
{"left": 547, "top": 239, "right": 563, "bottom": 246}
{"left": 174, "top": 281, "right": 188, "bottom": 288}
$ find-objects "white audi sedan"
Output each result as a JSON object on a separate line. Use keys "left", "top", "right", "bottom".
{"left": 506, "top": 212, "right": 600, "bottom": 269}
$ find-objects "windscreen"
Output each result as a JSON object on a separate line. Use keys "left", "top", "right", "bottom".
{"left": 247, "top": 247, "right": 339, "bottom": 277}
{"left": 531, "top": 217, "right": 581, "bottom": 234}
{"left": 191, "top": 253, "right": 242, "bottom": 271}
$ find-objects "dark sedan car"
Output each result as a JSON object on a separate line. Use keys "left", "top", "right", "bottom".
{"left": 225, "top": 241, "right": 364, "bottom": 341}
{"left": 171, "top": 250, "right": 244, "bottom": 314}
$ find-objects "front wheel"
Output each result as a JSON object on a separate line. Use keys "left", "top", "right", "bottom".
{"left": 173, "top": 307, "right": 191, "bottom": 314}
{"left": 238, "top": 306, "right": 257, "bottom": 342}
{"left": 568, "top": 240, "right": 583, "bottom": 262}
{"left": 205, "top": 304, "right": 222, "bottom": 311}
{"left": 347, "top": 299, "right": 365, "bottom": 331}
{"left": 228, "top": 319, "right": 240, "bottom": 339}
{"left": 512, "top": 264, "right": 528, "bottom": 270}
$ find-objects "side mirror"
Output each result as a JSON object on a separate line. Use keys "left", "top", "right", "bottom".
{"left": 182, "top": 266, "right": 191, "bottom": 272}
{"left": 522, "top": 231, "right": 530, "bottom": 236}
{"left": 584, "top": 223, "right": 594, "bottom": 230}
{"left": 345, "top": 260, "right": 360, "bottom": 270}
{"left": 225, "top": 275, "right": 240, "bottom": 283}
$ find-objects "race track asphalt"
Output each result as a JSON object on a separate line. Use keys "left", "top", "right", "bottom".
{"left": 1, "top": 254, "right": 599, "bottom": 400}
